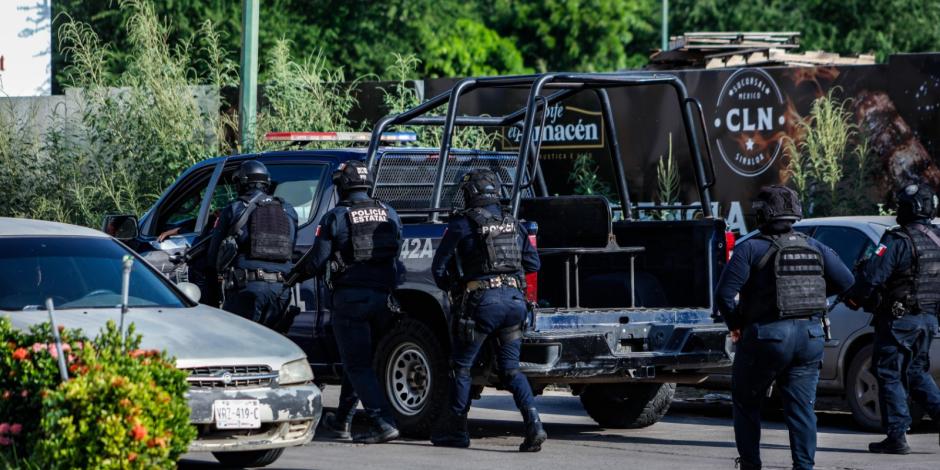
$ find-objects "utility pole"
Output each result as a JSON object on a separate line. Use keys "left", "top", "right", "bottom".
{"left": 239, "top": 0, "right": 260, "bottom": 152}
{"left": 661, "top": 0, "right": 669, "bottom": 51}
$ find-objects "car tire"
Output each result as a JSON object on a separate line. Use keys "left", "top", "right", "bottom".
{"left": 212, "top": 448, "right": 284, "bottom": 468}
{"left": 580, "top": 382, "right": 675, "bottom": 428}
{"left": 846, "top": 344, "right": 882, "bottom": 431}
{"left": 845, "top": 343, "right": 926, "bottom": 432}
{"left": 374, "top": 317, "right": 450, "bottom": 438}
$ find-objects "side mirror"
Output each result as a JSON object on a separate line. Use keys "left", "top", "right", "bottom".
{"left": 101, "top": 214, "right": 139, "bottom": 240}
{"left": 177, "top": 282, "right": 202, "bottom": 303}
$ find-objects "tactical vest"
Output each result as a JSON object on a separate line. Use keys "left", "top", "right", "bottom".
{"left": 884, "top": 224, "right": 940, "bottom": 311}
{"left": 757, "top": 232, "right": 828, "bottom": 319}
{"left": 461, "top": 208, "right": 522, "bottom": 277}
{"left": 247, "top": 197, "right": 293, "bottom": 262}
{"left": 344, "top": 199, "right": 399, "bottom": 263}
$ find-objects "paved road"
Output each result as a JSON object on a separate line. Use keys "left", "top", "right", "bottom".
{"left": 181, "top": 387, "right": 939, "bottom": 470}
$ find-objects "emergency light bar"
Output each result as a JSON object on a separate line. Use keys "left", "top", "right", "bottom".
{"left": 264, "top": 131, "right": 417, "bottom": 142}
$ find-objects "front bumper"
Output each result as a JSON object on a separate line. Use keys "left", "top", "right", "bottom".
{"left": 521, "top": 309, "right": 732, "bottom": 383}
{"left": 186, "top": 384, "right": 322, "bottom": 452}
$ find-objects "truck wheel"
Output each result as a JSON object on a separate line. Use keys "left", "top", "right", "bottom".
{"left": 374, "top": 317, "right": 450, "bottom": 438}
{"left": 212, "top": 448, "right": 284, "bottom": 468}
{"left": 846, "top": 344, "right": 924, "bottom": 431}
{"left": 580, "top": 382, "right": 675, "bottom": 428}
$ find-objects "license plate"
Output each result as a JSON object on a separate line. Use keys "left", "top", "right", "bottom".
{"left": 212, "top": 399, "right": 261, "bottom": 429}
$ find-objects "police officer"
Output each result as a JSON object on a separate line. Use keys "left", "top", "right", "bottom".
{"left": 302, "top": 160, "right": 402, "bottom": 444}
{"left": 429, "top": 168, "right": 546, "bottom": 452}
{"left": 208, "top": 160, "right": 298, "bottom": 328}
{"left": 844, "top": 182, "right": 940, "bottom": 454}
{"left": 715, "top": 185, "right": 853, "bottom": 470}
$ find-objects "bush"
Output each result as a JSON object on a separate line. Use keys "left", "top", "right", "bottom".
{"left": 0, "top": 318, "right": 195, "bottom": 469}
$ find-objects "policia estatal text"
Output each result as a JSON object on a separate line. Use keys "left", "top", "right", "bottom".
{"left": 208, "top": 160, "right": 298, "bottom": 330}
{"left": 715, "top": 186, "right": 854, "bottom": 470}
{"left": 429, "top": 169, "right": 547, "bottom": 452}
{"left": 300, "top": 161, "right": 403, "bottom": 444}
{"left": 844, "top": 182, "right": 940, "bottom": 455}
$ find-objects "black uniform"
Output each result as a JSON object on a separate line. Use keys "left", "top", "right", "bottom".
{"left": 429, "top": 169, "right": 546, "bottom": 452}
{"left": 208, "top": 188, "right": 298, "bottom": 328}
{"left": 846, "top": 221, "right": 940, "bottom": 450}
{"left": 303, "top": 160, "right": 403, "bottom": 444}
{"left": 715, "top": 186, "right": 854, "bottom": 470}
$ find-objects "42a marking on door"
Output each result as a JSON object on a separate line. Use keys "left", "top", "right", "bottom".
{"left": 400, "top": 238, "right": 434, "bottom": 259}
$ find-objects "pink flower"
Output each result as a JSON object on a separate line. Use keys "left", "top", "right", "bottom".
{"left": 9, "top": 424, "right": 21, "bottom": 436}
{"left": 31, "top": 343, "right": 46, "bottom": 353}
{"left": 0, "top": 436, "right": 10, "bottom": 446}
{"left": 60, "top": 343, "right": 71, "bottom": 353}
{"left": 20, "top": 390, "right": 28, "bottom": 398}
{"left": 0, "top": 423, "right": 9, "bottom": 434}
{"left": 48, "top": 345, "right": 58, "bottom": 359}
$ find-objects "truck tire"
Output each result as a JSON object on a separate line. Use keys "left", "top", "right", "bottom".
{"left": 212, "top": 448, "right": 284, "bottom": 468}
{"left": 846, "top": 343, "right": 924, "bottom": 432}
{"left": 374, "top": 317, "right": 450, "bottom": 438}
{"left": 580, "top": 382, "right": 675, "bottom": 428}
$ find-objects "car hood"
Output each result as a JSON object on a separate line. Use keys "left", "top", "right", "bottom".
{"left": 3, "top": 305, "right": 304, "bottom": 370}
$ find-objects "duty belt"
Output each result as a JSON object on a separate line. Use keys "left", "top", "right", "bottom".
{"left": 233, "top": 269, "right": 285, "bottom": 283}
{"left": 465, "top": 276, "right": 520, "bottom": 293}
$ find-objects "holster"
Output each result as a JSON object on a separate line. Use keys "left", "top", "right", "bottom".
{"left": 222, "top": 269, "right": 247, "bottom": 290}
{"left": 450, "top": 291, "right": 476, "bottom": 344}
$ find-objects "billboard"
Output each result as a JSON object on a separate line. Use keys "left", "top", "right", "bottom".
{"left": 422, "top": 56, "right": 939, "bottom": 233}
{"left": 0, "top": 0, "right": 52, "bottom": 96}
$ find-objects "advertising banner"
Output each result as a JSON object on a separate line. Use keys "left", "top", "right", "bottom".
{"left": 423, "top": 57, "right": 939, "bottom": 233}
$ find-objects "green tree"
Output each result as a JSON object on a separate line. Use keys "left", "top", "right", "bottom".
{"left": 669, "top": 0, "right": 940, "bottom": 62}
{"left": 485, "top": 0, "right": 657, "bottom": 72}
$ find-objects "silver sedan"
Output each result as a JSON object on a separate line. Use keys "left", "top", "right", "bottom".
{"left": 703, "top": 216, "right": 940, "bottom": 430}
{"left": 0, "top": 217, "right": 321, "bottom": 468}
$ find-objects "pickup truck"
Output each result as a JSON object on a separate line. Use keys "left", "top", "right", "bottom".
{"left": 114, "top": 72, "right": 733, "bottom": 436}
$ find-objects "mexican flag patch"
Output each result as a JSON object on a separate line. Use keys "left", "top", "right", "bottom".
{"left": 875, "top": 244, "right": 888, "bottom": 256}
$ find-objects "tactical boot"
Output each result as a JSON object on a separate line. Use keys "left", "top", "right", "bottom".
{"left": 519, "top": 407, "right": 547, "bottom": 452}
{"left": 868, "top": 435, "right": 911, "bottom": 454}
{"left": 431, "top": 411, "right": 470, "bottom": 448}
{"left": 321, "top": 410, "right": 354, "bottom": 441}
{"left": 352, "top": 416, "right": 399, "bottom": 444}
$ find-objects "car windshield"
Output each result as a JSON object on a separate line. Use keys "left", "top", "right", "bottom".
{"left": 0, "top": 237, "right": 187, "bottom": 311}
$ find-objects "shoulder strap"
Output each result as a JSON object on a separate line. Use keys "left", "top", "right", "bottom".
{"left": 910, "top": 223, "right": 940, "bottom": 249}
{"left": 756, "top": 234, "right": 780, "bottom": 270}
{"left": 229, "top": 192, "right": 265, "bottom": 237}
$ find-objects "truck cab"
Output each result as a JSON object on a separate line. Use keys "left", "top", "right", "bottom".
{"left": 116, "top": 73, "right": 733, "bottom": 437}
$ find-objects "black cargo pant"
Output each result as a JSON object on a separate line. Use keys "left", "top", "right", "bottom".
{"left": 223, "top": 280, "right": 291, "bottom": 329}
{"left": 331, "top": 286, "right": 396, "bottom": 422}
{"left": 732, "top": 317, "right": 826, "bottom": 470}
{"left": 873, "top": 311, "right": 940, "bottom": 438}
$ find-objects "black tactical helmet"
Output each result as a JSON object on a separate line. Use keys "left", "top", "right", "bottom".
{"left": 459, "top": 169, "right": 500, "bottom": 207}
{"left": 896, "top": 182, "right": 938, "bottom": 222}
{"left": 752, "top": 185, "right": 803, "bottom": 226}
{"left": 332, "top": 160, "right": 372, "bottom": 193}
{"left": 236, "top": 160, "right": 271, "bottom": 193}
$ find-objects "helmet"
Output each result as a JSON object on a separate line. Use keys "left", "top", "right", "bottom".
{"left": 459, "top": 169, "right": 500, "bottom": 208}
{"left": 332, "top": 160, "right": 372, "bottom": 193}
{"left": 896, "top": 182, "right": 937, "bottom": 222}
{"left": 236, "top": 160, "right": 271, "bottom": 193}
{"left": 752, "top": 185, "right": 803, "bottom": 226}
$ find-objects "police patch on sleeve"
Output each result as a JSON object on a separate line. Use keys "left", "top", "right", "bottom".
{"left": 875, "top": 244, "right": 887, "bottom": 256}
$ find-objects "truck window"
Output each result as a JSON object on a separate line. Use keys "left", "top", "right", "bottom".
{"left": 152, "top": 167, "right": 215, "bottom": 237}
{"left": 211, "top": 163, "right": 327, "bottom": 226}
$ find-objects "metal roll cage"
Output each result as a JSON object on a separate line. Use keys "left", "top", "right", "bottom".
{"left": 365, "top": 73, "right": 716, "bottom": 220}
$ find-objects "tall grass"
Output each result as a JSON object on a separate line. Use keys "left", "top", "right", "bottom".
{"left": 0, "top": 0, "right": 367, "bottom": 227}
{"left": 655, "top": 133, "right": 679, "bottom": 220}
{"left": 783, "top": 89, "right": 873, "bottom": 216}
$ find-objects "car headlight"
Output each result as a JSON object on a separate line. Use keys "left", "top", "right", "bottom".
{"left": 278, "top": 358, "right": 314, "bottom": 385}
